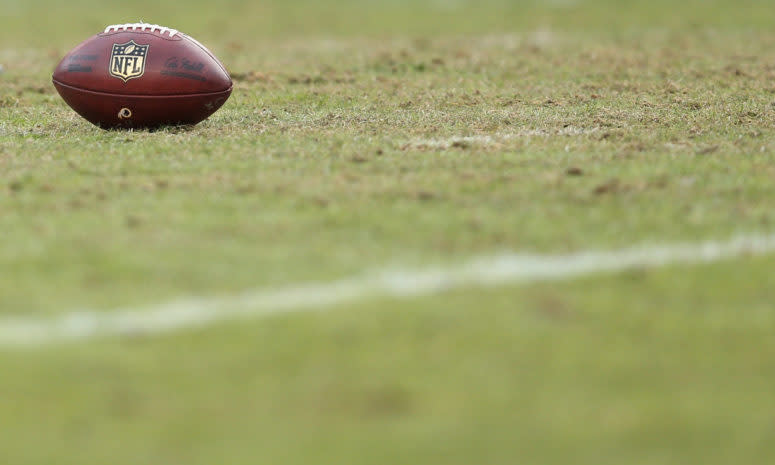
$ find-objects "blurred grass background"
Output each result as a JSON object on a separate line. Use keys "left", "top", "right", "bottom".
{"left": 3, "top": 0, "right": 775, "bottom": 47}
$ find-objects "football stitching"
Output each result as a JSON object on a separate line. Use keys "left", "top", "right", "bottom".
{"left": 104, "top": 23, "right": 178, "bottom": 37}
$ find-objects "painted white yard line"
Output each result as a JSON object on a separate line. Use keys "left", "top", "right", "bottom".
{"left": 1, "top": 232, "right": 774, "bottom": 348}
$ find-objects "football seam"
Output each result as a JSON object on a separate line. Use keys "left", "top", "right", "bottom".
{"left": 52, "top": 78, "right": 232, "bottom": 98}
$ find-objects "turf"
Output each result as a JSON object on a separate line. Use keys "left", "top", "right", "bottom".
{"left": 2, "top": 0, "right": 775, "bottom": 463}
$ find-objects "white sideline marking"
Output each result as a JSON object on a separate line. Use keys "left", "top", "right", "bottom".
{"left": 1, "top": 233, "right": 774, "bottom": 348}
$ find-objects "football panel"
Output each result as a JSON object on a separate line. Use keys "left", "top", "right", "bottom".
{"left": 53, "top": 31, "right": 231, "bottom": 96}
{"left": 53, "top": 80, "right": 232, "bottom": 128}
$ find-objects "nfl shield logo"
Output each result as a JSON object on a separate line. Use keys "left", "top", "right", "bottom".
{"left": 109, "top": 40, "right": 149, "bottom": 82}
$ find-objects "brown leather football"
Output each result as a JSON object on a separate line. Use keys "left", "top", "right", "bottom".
{"left": 52, "top": 23, "right": 232, "bottom": 129}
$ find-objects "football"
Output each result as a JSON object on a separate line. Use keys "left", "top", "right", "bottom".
{"left": 52, "top": 23, "right": 232, "bottom": 129}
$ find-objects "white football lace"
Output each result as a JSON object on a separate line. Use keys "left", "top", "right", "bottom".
{"left": 103, "top": 23, "right": 179, "bottom": 37}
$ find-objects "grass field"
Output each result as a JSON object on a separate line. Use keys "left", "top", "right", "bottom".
{"left": 3, "top": 0, "right": 775, "bottom": 463}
